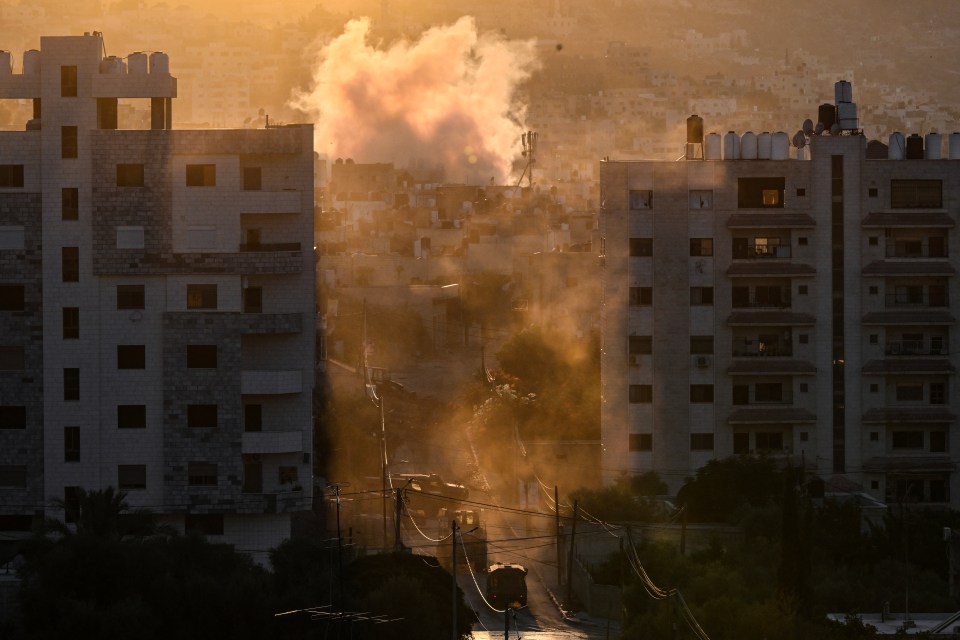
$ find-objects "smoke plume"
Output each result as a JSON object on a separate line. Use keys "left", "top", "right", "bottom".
{"left": 291, "top": 16, "right": 539, "bottom": 184}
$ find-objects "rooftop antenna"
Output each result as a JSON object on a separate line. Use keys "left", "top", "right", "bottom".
{"left": 521, "top": 130, "right": 537, "bottom": 187}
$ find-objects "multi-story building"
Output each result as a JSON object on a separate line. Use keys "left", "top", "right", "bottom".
{"left": 601, "top": 109, "right": 960, "bottom": 508}
{"left": 0, "top": 33, "right": 315, "bottom": 562}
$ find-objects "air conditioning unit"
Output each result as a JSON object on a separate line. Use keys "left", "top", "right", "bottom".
{"left": 696, "top": 356, "right": 711, "bottom": 368}
{"left": 628, "top": 355, "right": 639, "bottom": 366}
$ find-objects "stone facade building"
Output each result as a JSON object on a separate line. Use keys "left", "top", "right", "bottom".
{"left": 0, "top": 34, "right": 315, "bottom": 562}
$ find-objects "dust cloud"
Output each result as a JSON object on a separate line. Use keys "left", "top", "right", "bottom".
{"left": 290, "top": 16, "right": 539, "bottom": 184}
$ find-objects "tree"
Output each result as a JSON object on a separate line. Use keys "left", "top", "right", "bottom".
{"left": 44, "top": 486, "right": 171, "bottom": 541}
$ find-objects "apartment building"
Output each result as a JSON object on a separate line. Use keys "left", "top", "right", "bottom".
{"left": 601, "top": 122, "right": 960, "bottom": 508}
{"left": 0, "top": 34, "right": 315, "bottom": 561}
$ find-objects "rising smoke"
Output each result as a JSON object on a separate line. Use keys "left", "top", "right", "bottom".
{"left": 291, "top": 16, "right": 539, "bottom": 184}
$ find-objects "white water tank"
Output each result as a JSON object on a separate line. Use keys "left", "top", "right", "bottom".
{"left": 838, "top": 102, "right": 858, "bottom": 130}
{"left": 835, "top": 80, "right": 853, "bottom": 104}
{"left": 128, "top": 52, "right": 148, "bottom": 74}
{"left": 740, "top": 131, "right": 757, "bottom": 160}
{"left": 949, "top": 133, "right": 960, "bottom": 160}
{"left": 757, "top": 132, "right": 772, "bottom": 159}
{"left": 22, "top": 49, "right": 40, "bottom": 75}
{"left": 99, "top": 56, "right": 125, "bottom": 74}
{"left": 704, "top": 133, "right": 722, "bottom": 160}
{"left": 723, "top": 131, "right": 740, "bottom": 160}
{"left": 925, "top": 133, "right": 942, "bottom": 159}
{"left": 149, "top": 52, "right": 169, "bottom": 74}
{"left": 0, "top": 51, "right": 11, "bottom": 75}
{"left": 771, "top": 132, "right": 790, "bottom": 160}
{"left": 888, "top": 132, "right": 905, "bottom": 160}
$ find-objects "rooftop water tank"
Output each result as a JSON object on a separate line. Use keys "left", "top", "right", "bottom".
{"left": 837, "top": 102, "right": 858, "bottom": 130}
{"left": 687, "top": 114, "right": 704, "bottom": 144}
{"left": 99, "top": 56, "right": 125, "bottom": 74}
{"left": 757, "top": 132, "right": 772, "bottom": 159}
{"left": 889, "top": 132, "right": 905, "bottom": 159}
{"left": 0, "top": 51, "right": 11, "bottom": 75}
{"left": 128, "top": 52, "right": 148, "bottom": 74}
{"left": 740, "top": 131, "right": 757, "bottom": 160}
{"left": 149, "top": 52, "right": 169, "bottom": 74}
{"left": 22, "top": 49, "right": 40, "bottom": 75}
{"left": 906, "top": 134, "right": 924, "bottom": 159}
{"left": 723, "top": 131, "right": 740, "bottom": 160}
{"left": 704, "top": 133, "right": 722, "bottom": 160}
{"left": 925, "top": 133, "right": 942, "bottom": 159}
{"left": 771, "top": 132, "right": 790, "bottom": 160}
{"left": 834, "top": 80, "right": 853, "bottom": 104}
{"left": 949, "top": 133, "right": 960, "bottom": 160}
{"left": 818, "top": 103, "right": 836, "bottom": 132}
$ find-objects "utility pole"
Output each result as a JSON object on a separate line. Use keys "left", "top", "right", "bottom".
{"left": 566, "top": 500, "right": 578, "bottom": 609}
{"left": 395, "top": 487, "right": 404, "bottom": 551}
{"left": 327, "top": 482, "right": 348, "bottom": 609}
{"left": 451, "top": 519, "right": 458, "bottom": 640}
{"left": 555, "top": 485, "right": 562, "bottom": 585}
{"left": 504, "top": 606, "right": 510, "bottom": 640}
{"left": 680, "top": 506, "right": 687, "bottom": 556}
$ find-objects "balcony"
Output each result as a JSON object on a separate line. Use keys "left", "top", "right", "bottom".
{"left": 239, "top": 189, "right": 303, "bottom": 215}
{"left": 727, "top": 407, "right": 816, "bottom": 424}
{"left": 885, "top": 291, "right": 948, "bottom": 308}
{"left": 885, "top": 240, "right": 947, "bottom": 259}
{"left": 884, "top": 340, "right": 947, "bottom": 356}
{"left": 241, "top": 369, "right": 302, "bottom": 394}
{"left": 239, "top": 242, "right": 302, "bottom": 252}
{"left": 732, "top": 341, "right": 792, "bottom": 357}
{"left": 864, "top": 261, "right": 955, "bottom": 277}
{"left": 861, "top": 359, "right": 954, "bottom": 376}
{"left": 732, "top": 244, "right": 792, "bottom": 260}
{"left": 241, "top": 430, "right": 304, "bottom": 455}
{"left": 728, "top": 360, "right": 816, "bottom": 376}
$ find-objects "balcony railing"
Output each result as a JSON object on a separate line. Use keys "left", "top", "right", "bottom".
{"left": 885, "top": 241, "right": 948, "bottom": 259}
{"left": 732, "top": 299, "right": 792, "bottom": 310}
{"left": 885, "top": 292, "right": 949, "bottom": 308}
{"left": 884, "top": 340, "right": 948, "bottom": 356}
{"left": 733, "top": 245, "right": 792, "bottom": 260}
{"left": 239, "top": 242, "right": 302, "bottom": 252}
{"left": 732, "top": 345, "right": 793, "bottom": 357}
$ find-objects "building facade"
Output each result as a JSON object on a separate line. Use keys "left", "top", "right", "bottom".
{"left": 0, "top": 34, "right": 315, "bottom": 561}
{"left": 601, "top": 130, "right": 960, "bottom": 507}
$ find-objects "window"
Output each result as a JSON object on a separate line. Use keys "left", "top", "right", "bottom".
{"left": 188, "top": 462, "right": 217, "bottom": 486}
{"left": 0, "top": 466, "right": 26, "bottom": 487}
{"left": 0, "top": 165, "right": 24, "bottom": 188}
{"left": 629, "top": 238, "right": 653, "bottom": 257}
{"left": 690, "top": 433, "right": 714, "bottom": 451}
{"left": 118, "top": 465, "right": 147, "bottom": 490}
{"left": 755, "top": 383, "right": 783, "bottom": 403}
{"left": 690, "top": 238, "right": 713, "bottom": 256}
{"left": 185, "top": 514, "right": 224, "bottom": 536}
{"left": 869, "top": 187, "right": 878, "bottom": 198}
{"left": 0, "top": 227, "right": 24, "bottom": 250}
{"left": 629, "top": 189, "right": 652, "bottom": 209}
{"left": 891, "top": 179, "right": 942, "bottom": 208}
{"left": 930, "top": 430, "right": 948, "bottom": 453}
{"left": 629, "top": 287, "right": 652, "bottom": 306}
{"left": 0, "top": 406, "right": 26, "bottom": 429}
{"left": 796, "top": 188, "right": 806, "bottom": 197}
{"left": 61, "top": 65, "right": 77, "bottom": 97}
{"left": 62, "top": 247, "right": 79, "bottom": 282}
{"left": 868, "top": 236, "right": 879, "bottom": 246}
{"left": 244, "top": 404, "right": 262, "bottom": 432}
{"left": 930, "top": 382, "right": 946, "bottom": 405}
{"left": 870, "top": 432, "right": 879, "bottom": 441}
{"left": 0, "top": 346, "right": 25, "bottom": 370}
{"left": 187, "top": 405, "right": 217, "bottom": 429}
{"left": 738, "top": 177, "right": 785, "bottom": 208}
{"left": 733, "top": 385, "right": 749, "bottom": 405}
{"left": 869, "top": 285, "right": 878, "bottom": 295}
{"left": 116, "top": 164, "right": 145, "bottom": 187}
{"left": 690, "top": 384, "right": 714, "bottom": 403}
{"left": 799, "top": 383, "right": 808, "bottom": 393}
{"left": 799, "top": 431, "right": 809, "bottom": 442}
{"left": 733, "top": 433, "right": 750, "bottom": 454}
{"left": 629, "top": 384, "right": 652, "bottom": 403}
{"left": 117, "top": 345, "right": 145, "bottom": 370}
{"left": 896, "top": 384, "right": 923, "bottom": 402}
{"left": 628, "top": 336, "right": 652, "bottom": 355}
{"left": 798, "top": 334, "right": 809, "bottom": 344}
{"left": 690, "top": 286, "right": 713, "bottom": 305}
{"left": 689, "top": 190, "right": 713, "bottom": 209}
{"left": 798, "top": 285, "right": 808, "bottom": 295}
{"left": 117, "top": 285, "right": 145, "bottom": 310}
{"left": 118, "top": 405, "right": 147, "bottom": 429}
{"left": 243, "top": 287, "right": 262, "bottom": 313}
{"left": 187, "top": 284, "right": 217, "bottom": 310}
{"left": 62, "top": 187, "right": 79, "bottom": 220}
{"left": 279, "top": 466, "right": 299, "bottom": 485}
{"left": 0, "top": 285, "right": 24, "bottom": 311}
{"left": 187, "top": 345, "right": 217, "bottom": 369}
{"left": 870, "top": 383, "right": 879, "bottom": 393}
{"left": 63, "top": 367, "right": 79, "bottom": 401}
{"left": 243, "top": 167, "right": 262, "bottom": 191}
{"left": 243, "top": 459, "right": 263, "bottom": 493}
{"left": 61, "top": 126, "right": 78, "bottom": 159}
{"left": 629, "top": 433, "right": 652, "bottom": 452}
{"left": 186, "top": 164, "right": 216, "bottom": 186}
{"left": 0, "top": 516, "right": 32, "bottom": 532}
{"left": 798, "top": 237, "right": 808, "bottom": 246}
{"left": 63, "top": 487, "right": 81, "bottom": 523}
{"left": 891, "top": 431, "right": 924, "bottom": 449}
{"left": 690, "top": 336, "right": 713, "bottom": 355}
{"left": 755, "top": 432, "right": 783, "bottom": 451}
{"left": 116, "top": 226, "right": 145, "bottom": 249}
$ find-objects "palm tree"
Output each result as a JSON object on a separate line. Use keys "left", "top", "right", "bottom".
{"left": 46, "top": 486, "right": 174, "bottom": 540}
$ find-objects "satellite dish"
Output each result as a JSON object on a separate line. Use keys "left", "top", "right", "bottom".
{"left": 814, "top": 122, "right": 825, "bottom": 135}
{"left": 830, "top": 123, "right": 841, "bottom": 136}
{"left": 792, "top": 131, "right": 806, "bottom": 149}
{"left": 802, "top": 119, "right": 814, "bottom": 136}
